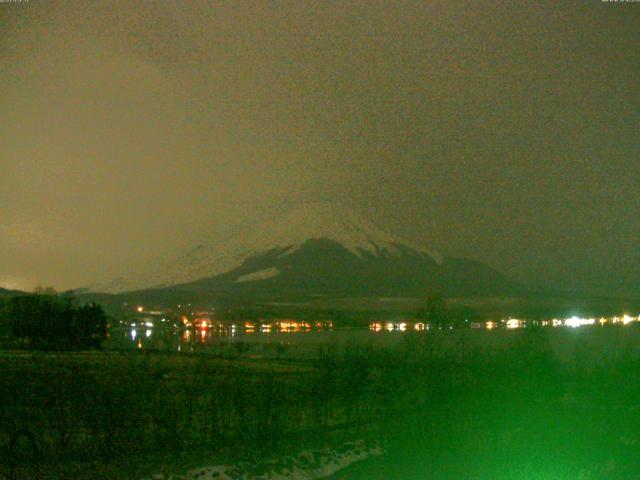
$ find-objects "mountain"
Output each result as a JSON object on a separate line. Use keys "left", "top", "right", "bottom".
{"left": 92, "top": 202, "right": 526, "bottom": 301}
{"left": 0, "top": 287, "right": 25, "bottom": 297}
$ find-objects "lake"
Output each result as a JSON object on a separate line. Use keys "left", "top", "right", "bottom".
{"left": 104, "top": 318, "right": 640, "bottom": 364}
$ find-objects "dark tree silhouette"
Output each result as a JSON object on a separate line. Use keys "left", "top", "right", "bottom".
{"left": 415, "top": 296, "right": 448, "bottom": 326}
{"left": 4, "top": 293, "right": 108, "bottom": 350}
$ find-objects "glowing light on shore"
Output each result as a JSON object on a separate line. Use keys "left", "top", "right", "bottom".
{"left": 136, "top": 306, "right": 144, "bottom": 313}
{"left": 486, "top": 321, "right": 496, "bottom": 330}
{"left": 414, "top": 322, "right": 425, "bottom": 331}
{"left": 506, "top": 319, "right": 523, "bottom": 329}
{"left": 621, "top": 315, "right": 634, "bottom": 325}
{"left": 564, "top": 316, "right": 595, "bottom": 328}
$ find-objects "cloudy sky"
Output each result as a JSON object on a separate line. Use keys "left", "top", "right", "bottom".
{"left": 1, "top": 0, "right": 638, "bottom": 294}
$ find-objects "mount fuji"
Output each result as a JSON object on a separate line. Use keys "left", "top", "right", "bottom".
{"left": 91, "top": 202, "right": 525, "bottom": 301}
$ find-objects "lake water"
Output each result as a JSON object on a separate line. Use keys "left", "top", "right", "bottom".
{"left": 106, "top": 321, "right": 416, "bottom": 357}
{"left": 103, "top": 317, "right": 640, "bottom": 364}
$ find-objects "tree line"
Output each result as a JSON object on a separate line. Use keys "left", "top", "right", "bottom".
{"left": 0, "top": 288, "right": 108, "bottom": 350}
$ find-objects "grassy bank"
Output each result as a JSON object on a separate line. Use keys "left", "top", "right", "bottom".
{"left": 2, "top": 326, "right": 640, "bottom": 479}
{"left": 335, "top": 327, "right": 640, "bottom": 479}
{"left": 0, "top": 348, "right": 400, "bottom": 479}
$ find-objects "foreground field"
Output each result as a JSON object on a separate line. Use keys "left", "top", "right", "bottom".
{"left": 2, "top": 326, "right": 640, "bottom": 479}
{"left": 0, "top": 348, "right": 395, "bottom": 479}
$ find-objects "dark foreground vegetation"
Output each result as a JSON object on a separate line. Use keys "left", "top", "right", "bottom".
{"left": 1, "top": 325, "right": 640, "bottom": 479}
{"left": 0, "top": 347, "right": 398, "bottom": 479}
{"left": 338, "top": 327, "right": 640, "bottom": 480}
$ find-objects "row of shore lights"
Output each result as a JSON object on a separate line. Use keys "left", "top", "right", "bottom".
{"left": 505, "top": 315, "right": 639, "bottom": 330}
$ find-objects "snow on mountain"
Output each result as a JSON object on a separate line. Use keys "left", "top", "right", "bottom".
{"left": 93, "top": 202, "right": 442, "bottom": 293}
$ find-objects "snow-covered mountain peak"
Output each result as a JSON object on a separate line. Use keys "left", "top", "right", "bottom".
{"left": 92, "top": 201, "right": 442, "bottom": 293}
{"left": 253, "top": 201, "right": 441, "bottom": 261}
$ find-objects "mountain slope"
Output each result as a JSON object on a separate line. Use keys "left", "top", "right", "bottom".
{"left": 92, "top": 202, "right": 525, "bottom": 301}
{"left": 94, "top": 202, "right": 443, "bottom": 293}
{"left": 0, "top": 287, "right": 25, "bottom": 297}
{"left": 171, "top": 238, "right": 523, "bottom": 300}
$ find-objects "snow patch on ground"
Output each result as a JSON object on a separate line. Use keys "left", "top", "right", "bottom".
{"left": 235, "top": 267, "right": 280, "bottom": 283}
{"left": 140, "top": 439, "right": 383, "bottom": 480}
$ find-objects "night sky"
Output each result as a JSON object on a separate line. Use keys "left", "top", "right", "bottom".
{"left": 1, "top": 1, "right": 638, "bottom": 294}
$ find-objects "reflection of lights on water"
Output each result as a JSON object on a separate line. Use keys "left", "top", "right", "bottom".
{"left": 414, "top": 323, "right": 425, "bottom": 331}
{"left": 145, "top": 329, "right": 152, "bottom": 338}
{"left": 260, "top": 324, "right": 272, "bottom": 333}
{"left": 137, "top": 339, "right": 142, "bottom": 349}
{"left": 130, "top": 329, "right": 137, "bottom": 340}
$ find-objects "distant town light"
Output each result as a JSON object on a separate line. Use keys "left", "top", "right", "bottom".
{"left": 564, "top": 316, "right": 595, "bottom": 328}
{"left": 136, "top": 306, "right": 144, "bottom": 313}
{"left": 506, "top": 318, "right": 522, "bottom": 329}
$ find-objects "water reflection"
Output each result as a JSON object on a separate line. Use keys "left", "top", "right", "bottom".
{"left": 115, "top": 313, "right": 640, "bottom": 352}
